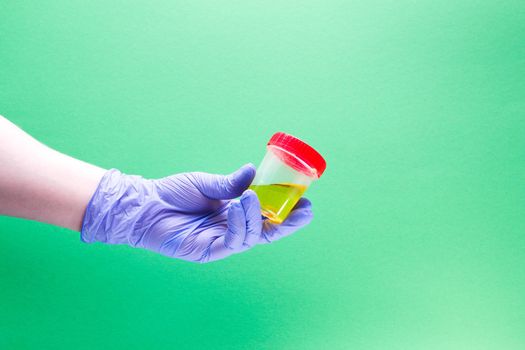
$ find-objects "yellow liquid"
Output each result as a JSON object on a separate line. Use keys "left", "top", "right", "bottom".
{"left": 248, "top": 183, "right": 307, "bottom": 224}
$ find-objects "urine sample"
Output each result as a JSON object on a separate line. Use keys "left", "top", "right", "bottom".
{"left": 249, "top": 132, "right": 326, "bottom": 224}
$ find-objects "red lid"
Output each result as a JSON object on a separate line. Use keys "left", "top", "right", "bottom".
{"left": 267, "top": 132, "right": 327, "bottom": 178}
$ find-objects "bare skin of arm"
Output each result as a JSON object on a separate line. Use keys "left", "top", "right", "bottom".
{"left": 0, "top": 116, "right": 106, "bottom": 231}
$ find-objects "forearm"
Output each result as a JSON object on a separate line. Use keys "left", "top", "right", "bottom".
{"left": 0, "top": 116, "right": 106, "bottom": 231}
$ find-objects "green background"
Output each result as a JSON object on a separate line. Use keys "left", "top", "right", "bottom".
{"left": 1, "top": 1, "right": 525, "bottom": 349}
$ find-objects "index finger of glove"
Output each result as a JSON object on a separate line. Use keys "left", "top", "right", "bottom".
{"left": 240, "top": 190, "right": 263, "bottom": 249}
{"left": 204, "top": 201, "right": 247, "bottom": 262}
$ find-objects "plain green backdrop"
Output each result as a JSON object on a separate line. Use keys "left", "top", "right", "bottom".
{"left": 1, "top": 1, "right": 525, "bottom": 349}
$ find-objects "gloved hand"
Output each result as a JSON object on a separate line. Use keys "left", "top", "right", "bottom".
{"left": 81, "top": 164, "right": 313, "bottom": 263}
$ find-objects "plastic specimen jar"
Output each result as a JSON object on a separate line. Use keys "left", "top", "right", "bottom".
{"left": 249, "top": 132, "right": 327, "bottom": 224}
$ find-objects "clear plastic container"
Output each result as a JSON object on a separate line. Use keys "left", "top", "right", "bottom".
{"left": 249, "top": 132, "right": 326, "bottom": 224}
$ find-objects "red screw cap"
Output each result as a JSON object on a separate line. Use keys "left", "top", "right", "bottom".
{"left": 267, "top": 132, "right": 327, "bottom": 178}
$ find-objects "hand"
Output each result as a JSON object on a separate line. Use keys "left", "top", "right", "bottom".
{"left": 81, "top": 164, "right": 313, "bottom": 263}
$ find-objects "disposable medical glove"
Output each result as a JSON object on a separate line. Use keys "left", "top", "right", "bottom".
{"left": 81, "top": 164, "right": 313, "bottom": 263}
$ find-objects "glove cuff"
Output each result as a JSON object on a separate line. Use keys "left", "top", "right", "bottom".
{"left": 81, "top": 168, "right": 122, "bottom": 243}
{"left": 81, "top": 168, "right": 150, "bottom": 245}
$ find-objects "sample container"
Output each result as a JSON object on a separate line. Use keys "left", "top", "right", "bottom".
{"left": 249, "top": 132, "right": 326, "bottom": 224}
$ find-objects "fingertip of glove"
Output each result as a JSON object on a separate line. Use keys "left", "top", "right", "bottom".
{"left": 288, "top": 207, "right": 314, "bottom": 226}
{"left": 241, "top": 188, "right": 257, "bottom": 200}
{"left": 229, "top": 163, "right": 255, "bottom": 187}
{"left": 295, "top": 197, "right": 312, "bottom": 210}
{"left": 228, "top": 201, "right": 243, "bottom": 215}
{"left": 240, "top": 189, "right": 260, "bottom": 210}
{"left": 243, "top": 163, "right": 257, "bottom": 172}
{"left": 303, "top": 208, "right": 314, "bottom": 219}
{"left": 238, "top": 163, "right": 256, "bottom": 179}
{"left": 299, "top": 207, "right": 313, "bottom": 220}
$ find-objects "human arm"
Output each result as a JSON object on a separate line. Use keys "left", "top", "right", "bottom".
{"left": 0, "top": 115, "right": 105, "bottom": 231}
{"left": 0, "top": 115, "right": 313, "bottom": 262}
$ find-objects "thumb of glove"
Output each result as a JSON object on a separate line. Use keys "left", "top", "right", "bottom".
{"left": 194, "top": 163, "right": 256, "bottom": 200}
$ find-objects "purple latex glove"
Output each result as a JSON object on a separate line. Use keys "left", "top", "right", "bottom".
{"left": 81, "top": 164, "right": 313, "bottom": 263}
